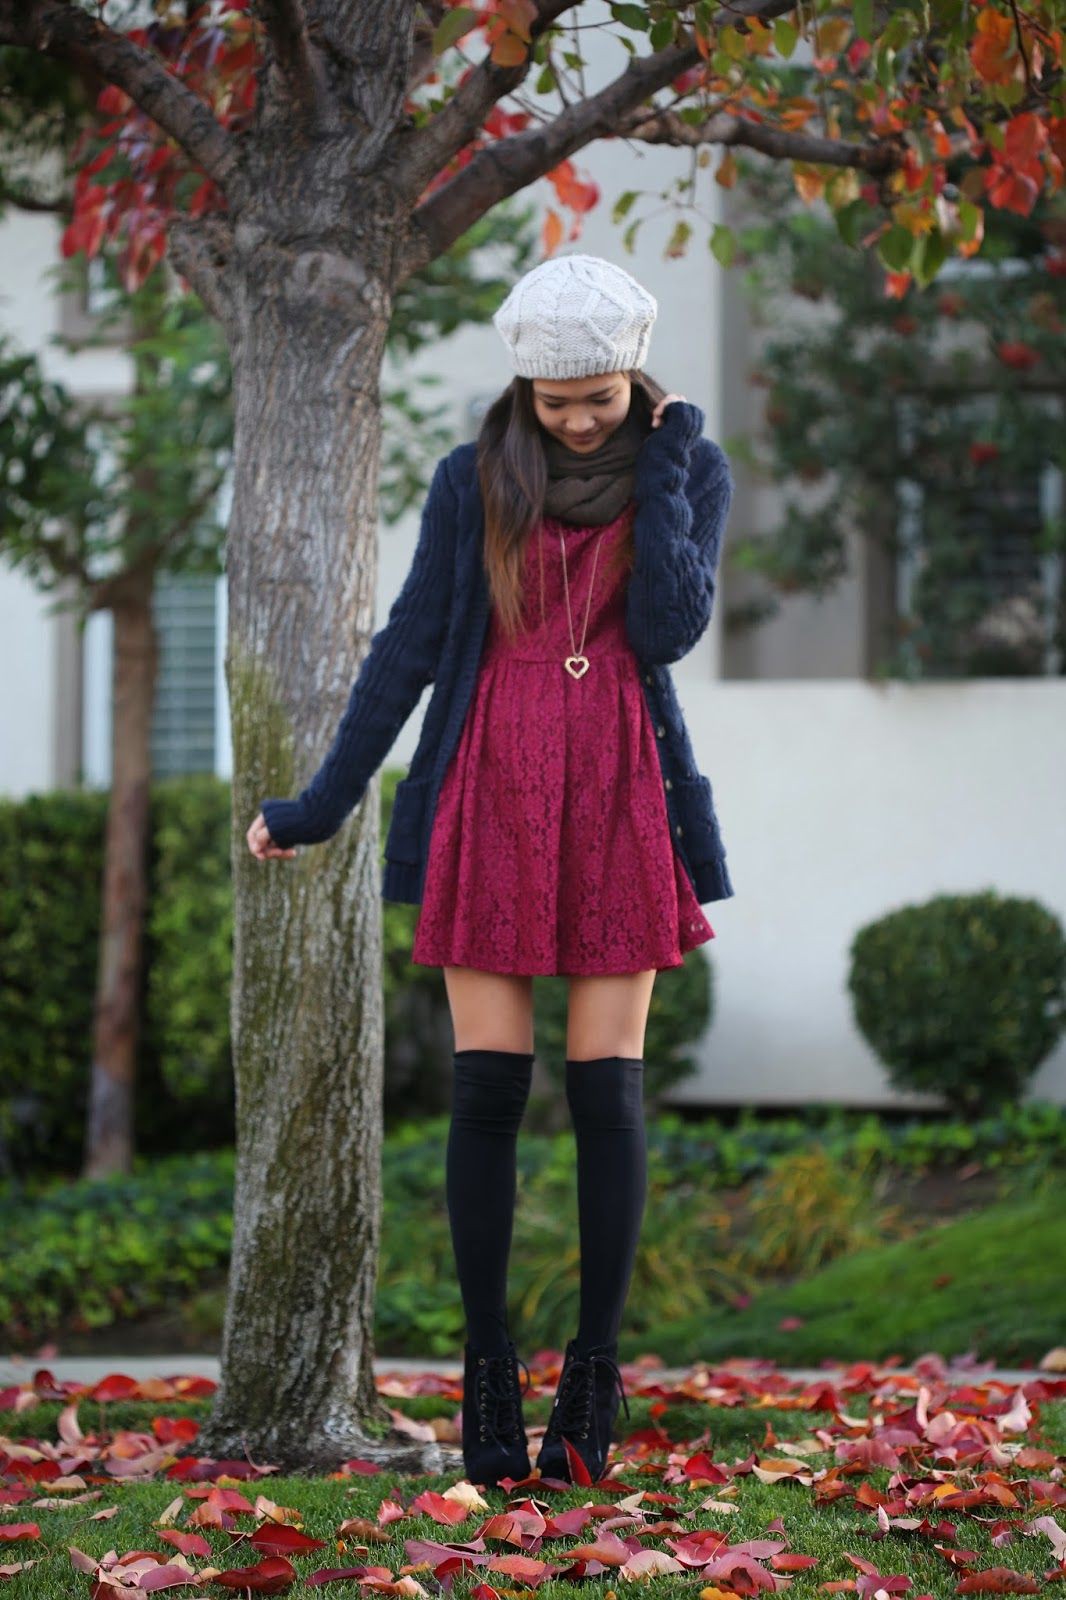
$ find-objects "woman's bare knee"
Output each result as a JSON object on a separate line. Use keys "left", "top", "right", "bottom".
{"left": 566, "top": 970, "right": 657, "bottom": 1060}
{"left": 443, "top": 966, "right": 535, "bottom": 1054}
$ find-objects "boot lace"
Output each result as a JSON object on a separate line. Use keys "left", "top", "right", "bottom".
{"left": 546, "top": 1347, "right": 631, "bottom": 1458}
{"left": 474, "top": 1350, "right": 531, "bottom": 1449}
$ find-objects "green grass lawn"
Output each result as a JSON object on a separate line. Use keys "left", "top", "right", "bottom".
{"left": 1, "top": 1378, "right": 1063, "bottom": 1597}
{"left": 632, "top": 1182, "right": 1066, "bottom": 1367}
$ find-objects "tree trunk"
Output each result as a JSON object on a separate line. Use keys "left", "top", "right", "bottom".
{"left": 83, "top": 580, "right": 159, "bottom": 1179}
{"left": 196, "top": 254, "right": 442, "bottom": 1474}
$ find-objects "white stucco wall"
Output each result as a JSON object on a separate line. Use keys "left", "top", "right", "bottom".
{"left": 665, "top": 677, "right": 1066, "bottom": 1108}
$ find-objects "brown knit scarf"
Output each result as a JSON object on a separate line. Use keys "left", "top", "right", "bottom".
{"left": 540, "top": 400, "right": 650, "bottom": 525}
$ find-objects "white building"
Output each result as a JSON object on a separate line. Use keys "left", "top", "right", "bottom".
{"left": 2, "top": 51, "right": 1064, "bottom": 1112}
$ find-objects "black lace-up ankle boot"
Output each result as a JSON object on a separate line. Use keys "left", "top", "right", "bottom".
{"left": 460, "top": 1337, "right": 532, "bottom": 1488}
{"left": 534, "top": 1337, "right": 631, "bottom": 1484}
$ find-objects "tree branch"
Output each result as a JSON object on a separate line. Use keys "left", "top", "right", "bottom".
{"left": 252, "top": 0, "right": 328, "bottom": 116}
{"left": 303, "top": 0, "right": 418, "bottom": 143}
{"left": 392, "top": 29, "right": 716, "bottom": 281}
{"left": 622, "top": 107, "right": 902, "bottom": 172}
{"left": 406, "top": 0, "right": 449, "bottom": 97}
{"left": 168, "top": 215, "right": 238, "bottom": 327}
{"left": 0, "top": 0, "right": 244, "bottom": 198}
{"left": 0, "top": 178, "right": 70, "bottom": 215}
{"left": 391, "top": 0, "right": 578, "bottom": 204}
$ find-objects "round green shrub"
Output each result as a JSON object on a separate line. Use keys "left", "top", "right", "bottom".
{"left": 847, "top": 889, "right": 1066, "bottom": 1115}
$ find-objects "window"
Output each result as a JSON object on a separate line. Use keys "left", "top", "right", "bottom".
{"left": 895, "top": 393, "right": 1063, "bottom": 678}
{"left": 150, "top": 572, "right": 219, "bottom": 776}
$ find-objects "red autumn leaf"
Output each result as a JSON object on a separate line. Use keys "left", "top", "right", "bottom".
{"left": 153, "top": 1416, "right": 200, "bottom": 1445}
{"left": 542, "top": 208, "right": 564, "bottom": 256}
{"left": 0, "top": 1525, "right": 40, "bottom": 1542}
{"left": 1004, "top": 112, "right": 1049, "bottom": 165}
{"left": 969, "top": 442, "right": 1000, "bottom": 466}
{"left": 211, "top": 1555, "right": 297, "bottom": 1592}
{"left": 995, "top": 341, "right": 1040, "bottom": 370}
{"left": 956, "top": 1571, "right": 1042, "bottom": 1594}
{"left": 986, "top": 166, "right": 1040, "bottom": 216}
{"left": 250, "top": 1522, "right": 328, "bottom": 1555}
{"left": 970, "top": 8, "right": 1018, "bottom": 84}
{"left": 407, "top": 1489, "right": 472, "bottom": 1524}
{"left": 157, "top": 1530, "right": 212, "bottom": 1558}
{"left": 89, "top": 1374, "right": 142, "bottom": 1403}
{"left": 137, "top": 1562, "right": 205, "bottom": 1591}
{"left": 563, "top": 1435, "right": 593, "bottom": 1486}
{"left": 773, "top": 1553, "right": 821, "bottom": 1570}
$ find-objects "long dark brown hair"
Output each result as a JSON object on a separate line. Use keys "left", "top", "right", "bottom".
{"left": 476, "top": 369, "right": 669, "bottom": 642}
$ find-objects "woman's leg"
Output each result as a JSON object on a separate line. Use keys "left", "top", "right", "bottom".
{"left": 564, "top": 970, "right": 657, "bottom": 1354}
{"left": 442, "top": 967, "right": 535, "bottom": 1353}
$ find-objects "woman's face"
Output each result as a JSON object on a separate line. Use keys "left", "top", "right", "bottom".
{"left": 530, "top": 372, "right": 633, "bottom": 451}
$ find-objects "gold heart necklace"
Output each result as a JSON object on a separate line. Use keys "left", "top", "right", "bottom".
{"left": 558, "top": 525, "right": 604, "bottom": 680}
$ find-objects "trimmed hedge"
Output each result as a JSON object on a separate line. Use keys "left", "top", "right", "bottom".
{"left": 849, "top": 889, "right": 1066, "bottom": 1114}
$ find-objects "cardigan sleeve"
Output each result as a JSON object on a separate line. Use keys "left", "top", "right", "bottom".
{"left": 259, "top": 452, "right": 459, "bottom": 848}
{"left": 625, "top": 402, "right": 733, "bottom": 666}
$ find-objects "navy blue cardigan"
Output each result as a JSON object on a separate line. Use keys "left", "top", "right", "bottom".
{"left": 260, "top": 398, "right": 735, "bottom": 906}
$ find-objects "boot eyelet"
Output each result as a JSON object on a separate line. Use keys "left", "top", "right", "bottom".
{"left": 478, "top": 1357, "right": 486, "bottom": 1365}
{"left": 580, "top": 1429, "right": 588, "bottom": 1437}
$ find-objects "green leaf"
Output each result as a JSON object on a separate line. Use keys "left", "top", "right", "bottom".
{"left": 853, "top": 0, "right": 873, "bottom": 39}
{"left": 611, "top": 189, "right": 639, "bottom": 223}
{"left": 711, "top": 223, "right": 736, "bottom": 268}
{"left": 535, "top": 62, "right": 557, "bottom": 94}
{"left": 610, "top": 2, "right": 649, "bottom": 29}
{"left": 666, "top": 219, "right": 693, "bottom": 258}
{"left": 773, "top": 17, "right": 798, "bottom": 58}
{"left": 834, "top": 199, "right": 867, "bottom": 249}
{"left": 912, "top": 228, "right": 948, "bottom": 287}
{"left": 431, "top": 5, "right": 477, "bottom": 56}
{"left": 649, "top": 15, "right": 675, "bottom": 50}
{"left": 878, "top": 224, "right": 915, "bottom": 273}
{"left": 957, "top": 198, "right": 981, "bottom": 244}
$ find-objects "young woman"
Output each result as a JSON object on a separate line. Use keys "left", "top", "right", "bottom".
{"left": 247, "top": 253, "right": 735, "bottom": 1491}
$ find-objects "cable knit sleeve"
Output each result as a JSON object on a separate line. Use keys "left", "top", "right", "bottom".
{"left": 625, "top": 402, "right": 734, "bottom": 666}
{"left": 259, "top": 452, "right": 459, "bottom": 848}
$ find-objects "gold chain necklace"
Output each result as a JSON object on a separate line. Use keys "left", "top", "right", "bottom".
{"left": 557, "top": 525, "right": 604, "bottom": 679}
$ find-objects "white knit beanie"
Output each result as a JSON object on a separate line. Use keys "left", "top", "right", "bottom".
{"left": 492, "top": 252, "right": 658, "bottom": 379}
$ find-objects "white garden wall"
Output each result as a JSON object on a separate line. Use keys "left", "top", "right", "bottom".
{"left": 660, "top": 677, "right": 1066, "bottom": 1108}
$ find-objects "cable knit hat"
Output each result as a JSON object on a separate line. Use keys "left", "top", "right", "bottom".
{"left": 492, "top": 252, "right": 658, "bottom": 379}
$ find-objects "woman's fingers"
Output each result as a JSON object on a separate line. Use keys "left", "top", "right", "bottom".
{"left": 650, "top": 392, "right": 687, "bottom": 427}
{"left": 247, "top": 813, "right": 297, "bottom": 860}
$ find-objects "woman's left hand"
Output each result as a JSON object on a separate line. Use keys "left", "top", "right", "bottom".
{"left": 650, "top": 393, "right": 687, "bottom": 428}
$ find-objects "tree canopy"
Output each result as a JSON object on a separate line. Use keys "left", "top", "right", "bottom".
{"left": 1, "top": 2, "right": 1063, "bottom": 303}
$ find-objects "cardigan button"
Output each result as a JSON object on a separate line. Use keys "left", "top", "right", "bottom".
{"left": 656, "top": 723, "right": 665, "bottom": 737}
{"left": 645, "top": 672, "right": 653, "bottom": 684}
{"left": 676, "top": 823, "right": 683, "bottom": 837}
{"left": 664, "top": 778, "right": 672, "bottom": 790}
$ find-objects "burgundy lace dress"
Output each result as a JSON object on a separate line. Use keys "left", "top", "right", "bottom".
{"left": 409, "top": 499, "right": 716, "bottom": 976}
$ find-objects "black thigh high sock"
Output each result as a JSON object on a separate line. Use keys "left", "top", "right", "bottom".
{"left": 446, "top": 1047, "right": 535, "bottom": 1355}
{"left": 564, "top": 1055, "right": 647, "bottom": 1355}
